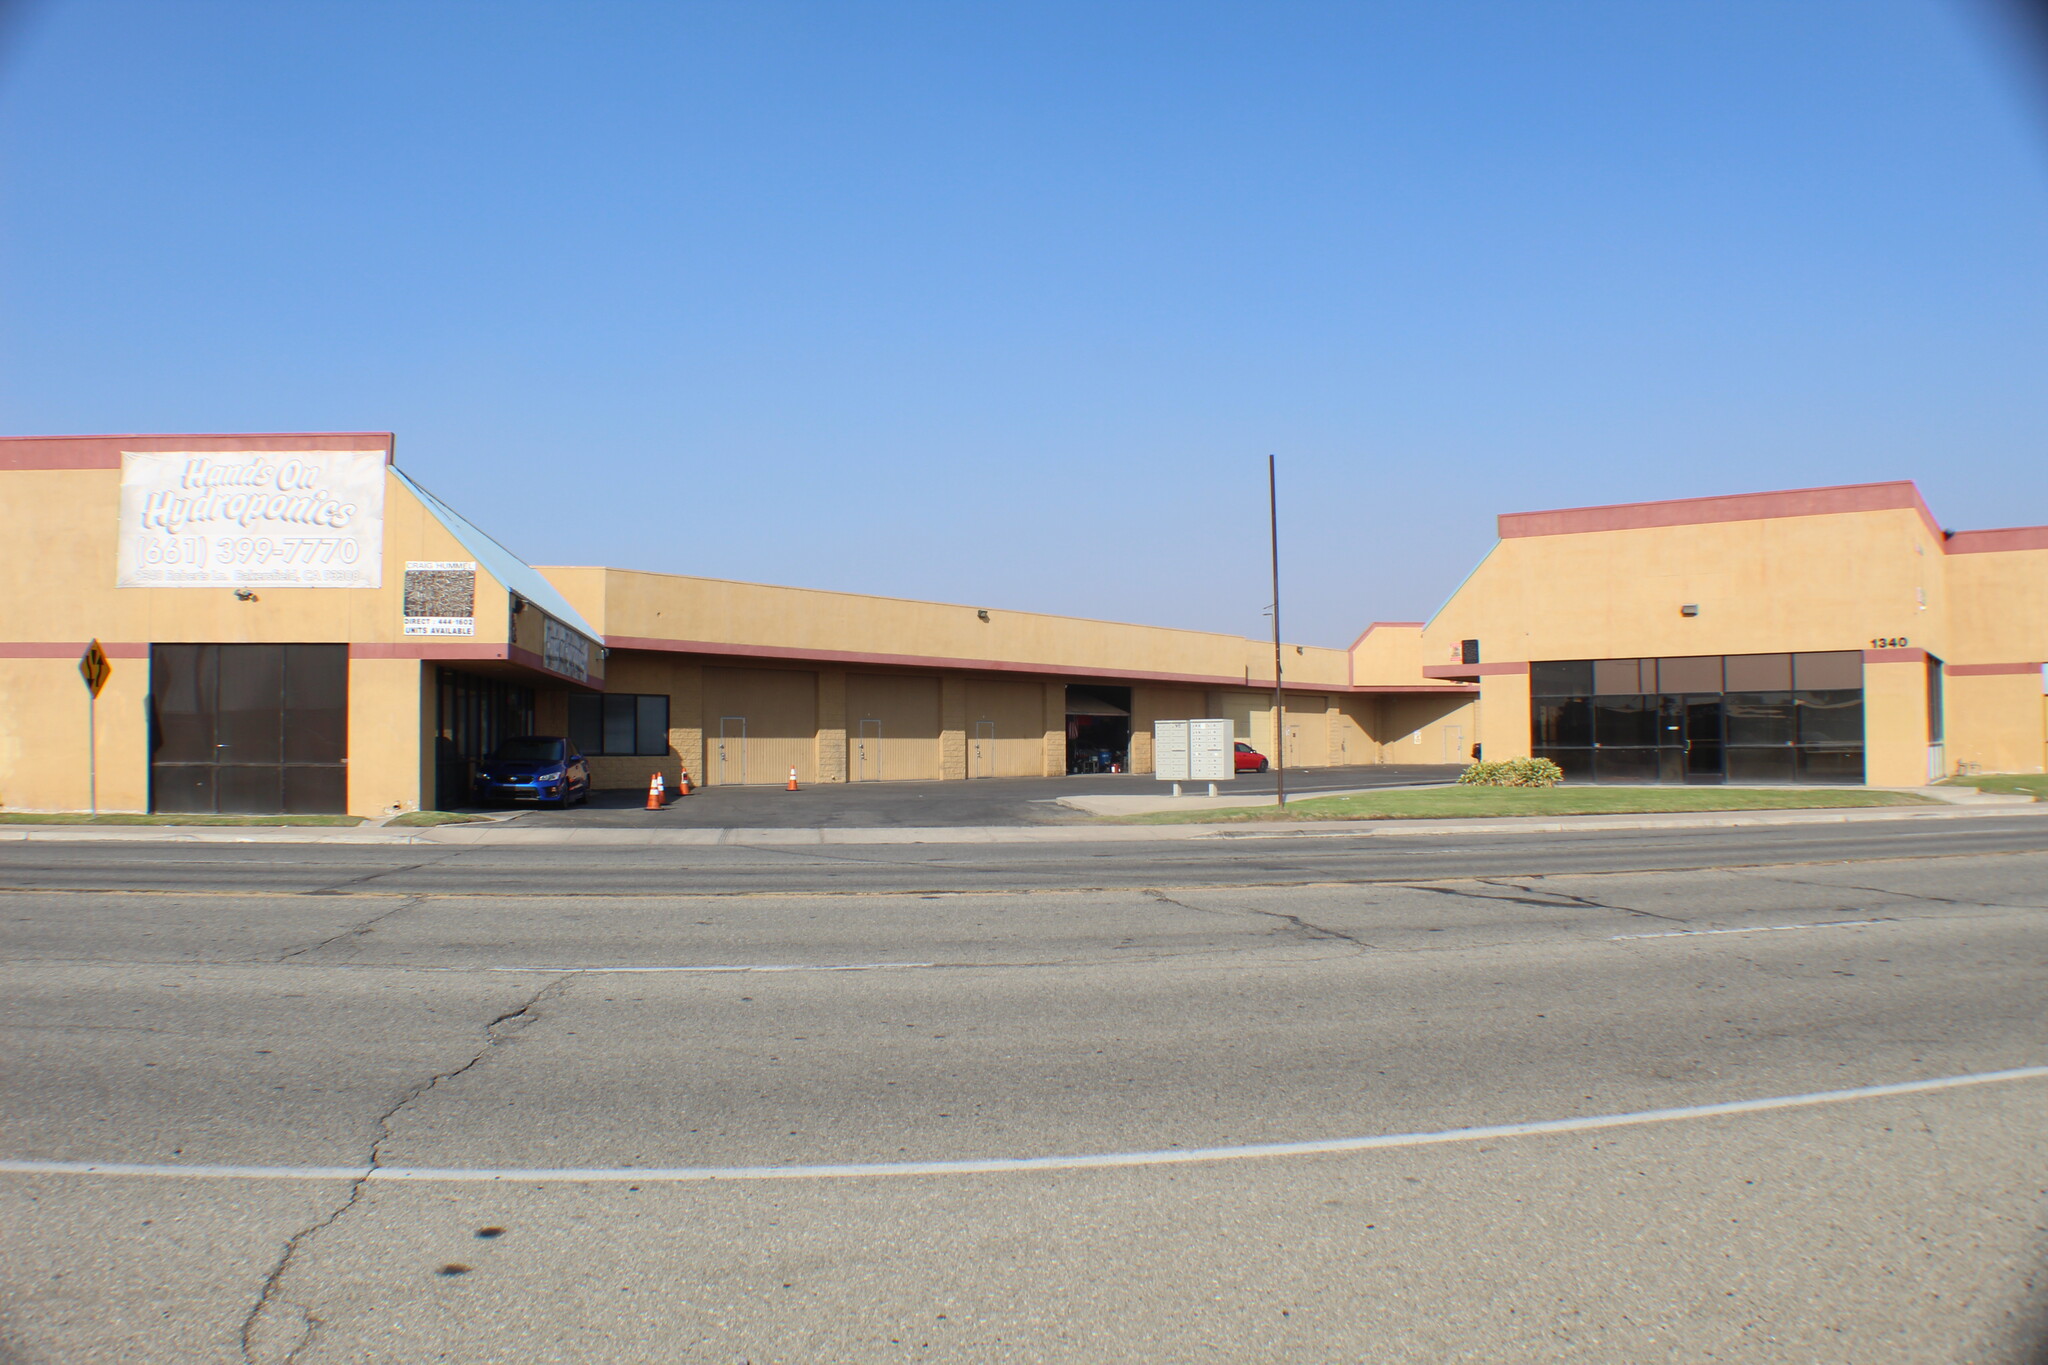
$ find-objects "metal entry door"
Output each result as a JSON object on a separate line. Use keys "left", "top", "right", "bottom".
{"left": 1442, "top": 725, "right": 1464, "bottom": 764}
{"left": 717, "top": 717, "right": 745, "bottom": 785}
{"left": 971, "top": 722, "right": 995, "bottom": 778}
{"left": 854, "top": 720, "right": 882, "bottom": 781}
{"left": 150, "top": 644, "right": 348, "bottom": 814}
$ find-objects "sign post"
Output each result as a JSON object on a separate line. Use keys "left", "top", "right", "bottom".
{"left": 78, "top": 640, "right": 111, "bottom": 816}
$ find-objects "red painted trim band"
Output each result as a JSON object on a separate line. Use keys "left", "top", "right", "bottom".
{"left": 1498, "top": 481, "right": 1943, "bottom": 544}
{"left": 1864, "top": 648, "right": 1929, "bottom": 664}
{"left": 1943, "top": 527, "right": 2048, "bottom": 555}
{"left": 1422, "top": 662, "right": 1531, "bottom": 679}
{"left": 0, "top": 433, "right": 395, "bottom": 471}
{"left": 0, "top": 641, "right": 150, "bottom": 659}
{"left": 1944, "top": 662, "right": 2043, "bottom": 677}
{"left": 603, "top": 634, "right": 1459, "bottom": 695}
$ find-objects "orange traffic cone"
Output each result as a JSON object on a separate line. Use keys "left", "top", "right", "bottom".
{"left": 786, "top": 767, "right": 800, "bottom": 791}
{"left": 646, "top": 773, "right": 665, "bottom": 810}
{"left": 677, "top": 767, "right": 691, "bottom": 796}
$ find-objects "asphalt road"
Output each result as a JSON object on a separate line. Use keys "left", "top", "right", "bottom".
{"left": 498, "top": 764, "right": 1464, "bottom": 827}
{"left": 2, "top": 815, "right": 2046, "bottom": 1362}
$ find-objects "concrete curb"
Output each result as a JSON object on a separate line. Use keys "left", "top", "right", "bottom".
{"left": 0, "top": 801, "right": 2042, "bottom": 846}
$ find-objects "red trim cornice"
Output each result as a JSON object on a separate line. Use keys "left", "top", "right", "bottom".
{"left": 1945, "top": 661, "right": 2042, "bottom": 677}
{"left": 0, "top": 641, "right": 150, "bottom": 659}
{"left": 1944, "top": 526, "right": 2048, "bottom": 555}
{"left": 1864, "top": 647, "right": 1929, "bottom": 664}
{"left": 603, "top": 634, "right": 1471, "bottom": 695}
{"left": 0, "top": 432, "right": 395, "bottom": 470}
{"left": 1498, "top": 481, "right": 1943, "bottom": 544}
{"left": 1422, "top": 662, "right": 1531, "bottom": 679}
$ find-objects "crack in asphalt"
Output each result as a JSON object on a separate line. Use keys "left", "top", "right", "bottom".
{"left": 275, "top": 897, "right": 422, "bottom": 963}
{"left": 237, "top": 975, "right": 569, "bottom": 1364}
{"left": 1145, "top": 889, "right": 1375, "bottom": 949}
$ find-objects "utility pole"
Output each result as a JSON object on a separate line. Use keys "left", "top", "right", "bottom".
{"left": 1268, "top": 455, "right": 1286, "bottom": 808}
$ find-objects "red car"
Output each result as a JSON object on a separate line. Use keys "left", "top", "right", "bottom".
{"left": 1234, "top": 742, "right": 1269, "bottom": 773}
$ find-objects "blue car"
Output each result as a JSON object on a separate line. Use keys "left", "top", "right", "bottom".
{"left": 474, "top": 736, "right": 591, "bottom": 808}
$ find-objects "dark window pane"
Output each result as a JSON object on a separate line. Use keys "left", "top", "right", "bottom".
{"left": 1656, "top": 656, "right": 1721, "bottom": 693}
{"left": 1725, "top": 654, "right": 1792, "bottom": 692}
{"left": 150, "top": 645, "right": 216, "bottom": 764}
{"left": 1530, "top": 660, "right": 1592, "bottom": 697}
{"left": 1531, "top": 698, "right": 1591, "bottom": 748}
{"left": 151, "top": 765, "right": 214, "bottom": 814}
{"left": 1593, "top": 695, "right": 1656, "bottom": 747}
{"left": 1594, "top": 746, "right": 1659, "bottom": 782}
{"left": 1655, "top": 695, "right": 1687, "bottom": 746}
{"left": 217, "top": 645, "right": 283, "bottom": 765}
{"left": 635, "top": 695, "right": 670, "bottom": 755}
{"left": 1798, "top": 746, "right": 1865, "bottom": 784}
{"left": 1797, "top": 690, "right": 1864, "bottom": 746}
{"left": 567, "top": 694, "right": 603, "bottom": 755}
{"left": 1724, "top": 692, "right": 1794, "bottom": 746}
{"left": 282, "top": 645, "right": 348, "bottom": 764}
{"left": 1793, "top": 652, "right": 1862, "bottom": 690}
{"left": 1533, "top": 747, "right": 1593, "bottom": 781}
{"left": 1927, "top": 657, "right": 1944, "bottom": 743}
{"left": 283, "top": 765, "right": 347, "bottom": 815}
{"left": 1460, "top": 639, "right": 1480, "bottom": 665}
{"left": 217, "top": 764, "right": 282, "bottom": 814}
{"left": 1726, "top": 746, "right": 1797, "bottom": 782}
{"left": 602, "top": 694, "right": 636, "bottom": 754}
{"left": 1594, "top": 659, "right": 1649, "bottom": 695}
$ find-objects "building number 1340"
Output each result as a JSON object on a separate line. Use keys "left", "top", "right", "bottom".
{"left": 1870, "top": 636, "right": 1910, "bottom": 649}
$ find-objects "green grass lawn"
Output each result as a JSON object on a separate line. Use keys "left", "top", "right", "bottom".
{"left": 384, "top": 810, "right": 491, "bottom": 827}
{"left": 1117, "top": 785, "right": 1939, "bottom": 825}
{"left": 1942, "top": 773, "right": 2048, "bottom": 799}
{"left": 0, "top": 812, "right": 364, "bottom": 826}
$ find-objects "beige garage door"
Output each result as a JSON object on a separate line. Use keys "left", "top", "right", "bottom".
{"left": 966, "top": 679, "right": 1048, "bottom": 777}
{"left": 847, "top": 673, "right": 941, "bottom": 781}
{"left": 1284, "top": 695, "right": 1329, "bottom": 768}
{"left": 704, "top": 667, "right": 818, "bottom": 785}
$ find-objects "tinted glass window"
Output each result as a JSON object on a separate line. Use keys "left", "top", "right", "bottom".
{"left": 634, "top": 695, "right": 670, "bottom": 756}
{"left": 1531, "top": 698, "right": 1591, "bottom": 748}
{"left": 1594, "top": 747, "right": 1659, "bottom": 782}
{"left": 567, "top": 693, "right": 603, "bottom": 756}
{"left": 1533, "top": 747, "right": 1593, "bottom": 780}
{"left": 1797, "top": 690, "right": 1864, "bottom": 746}
{"left": 493, "top": 737, "right": 565, "bottom": 763}
{"left": 1593, "top": 696, "right": 1656, "bottom": 747}
{"left": 1726, "top": 746, "right": 1797, "bottom": 782}
{"left": 602, "top": 695, "right": 636, "bottom": 754}
{"left": 1530, "top": 660, "right": 1593, "bottom": 697}
{"left": 1724, "top": 692, "right": 1794, "bottom": 746}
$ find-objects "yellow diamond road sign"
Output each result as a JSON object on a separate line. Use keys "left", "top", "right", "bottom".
{"left": 79, "top": 640, "right": 111, "bottom": 698}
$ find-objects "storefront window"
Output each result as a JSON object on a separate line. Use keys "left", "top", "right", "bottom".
{"left": 1529, "top": 655, "right": 1864, "bottom": 784}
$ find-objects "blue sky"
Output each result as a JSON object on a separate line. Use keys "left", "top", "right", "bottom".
{"left": 4, "top": 1, "right": 2046, "bottom": 645}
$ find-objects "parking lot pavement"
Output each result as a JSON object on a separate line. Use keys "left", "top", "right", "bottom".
{"left": 496, "top": 764, "right": 1461, "bottom": 829}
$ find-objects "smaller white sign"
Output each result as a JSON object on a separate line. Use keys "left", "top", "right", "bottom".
{"left": 403, "top": 560, "right": 476, "bottom": 637}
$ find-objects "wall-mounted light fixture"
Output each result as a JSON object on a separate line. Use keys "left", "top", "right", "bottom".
{"left": 510, "top": 593, "right": 527, "bottom": 614}
{"left": 234, "top": 589, "right": 258, "bottom": 602}
{"left": 977, "top": 609, "right": 990, "bottom": 622}
{"left": 1680, "top": 603, "right": 1700, "bottom": 617}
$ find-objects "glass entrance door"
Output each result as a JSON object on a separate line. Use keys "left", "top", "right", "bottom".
{"left": 1684, "top": 695, "right": 1724, "bottom": 783}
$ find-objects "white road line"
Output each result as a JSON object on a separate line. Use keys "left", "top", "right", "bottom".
{"left": 4, "top": 1064, "right": 2041, "bottom": 1186}
{"left": 481, "top": 962, "right": 937, "bottom": 974}
{"left": 1610, "top": 919, "right": 1887, "bottom": 941}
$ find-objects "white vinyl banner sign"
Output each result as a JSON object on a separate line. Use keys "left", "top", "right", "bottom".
{"left": 117, "top": 450, "right": 386, "bottom": 588}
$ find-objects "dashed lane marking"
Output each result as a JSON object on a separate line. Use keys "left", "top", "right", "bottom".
{"left": 3, "top": 1065, "right": 2041, "bottom": 1185}
{"left": 1610, "top": 919, "right": 1888, "bottom": 940}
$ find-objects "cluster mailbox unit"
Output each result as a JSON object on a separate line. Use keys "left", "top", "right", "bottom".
{"left": 1153, "top": 718, "right": 1236, "bottom": 796}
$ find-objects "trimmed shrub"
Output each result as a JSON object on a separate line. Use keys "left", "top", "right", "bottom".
{"left": 1456, "top": 757, "right": 1565, "bottom": 788}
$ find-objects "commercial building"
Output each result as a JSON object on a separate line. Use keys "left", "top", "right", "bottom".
{"left": 0, "top": 433, "right": 1472, "bottom": 816}
{"left": 2, "top": 434, "right": 2041, "bottom": 815}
